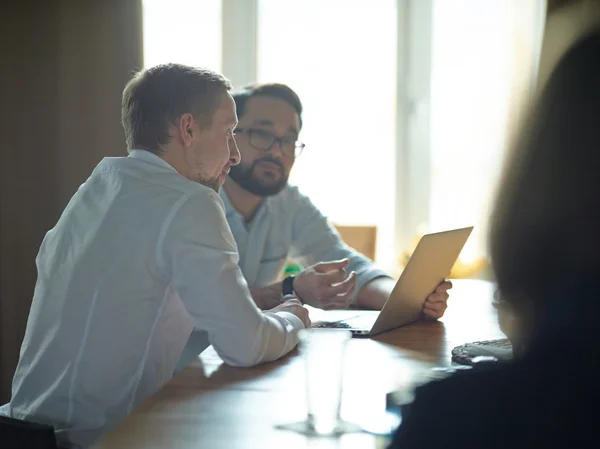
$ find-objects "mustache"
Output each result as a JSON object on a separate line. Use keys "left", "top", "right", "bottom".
{"left": 252, "top": 156, "right": 284, "bottom": 171}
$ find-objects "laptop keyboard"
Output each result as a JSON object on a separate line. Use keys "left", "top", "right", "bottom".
{"left": 312, "top": 321, "right": 353, "bottom": 329}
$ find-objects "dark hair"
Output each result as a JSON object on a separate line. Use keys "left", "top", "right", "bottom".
{"left": 232, "top": 83, "right": 303, "bottom": 128}
{"left": 490, "top": 29, "right": 600, "bottom": 305}
{"left": 121, "top": 63, "right": 232, "bottom": 153}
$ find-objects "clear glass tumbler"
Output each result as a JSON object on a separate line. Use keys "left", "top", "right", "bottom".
{"left": 298, "top": 328, "right": 352, "bottom": 435}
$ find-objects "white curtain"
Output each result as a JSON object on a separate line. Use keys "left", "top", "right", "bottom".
{"left": 417, "top": 0, "right": 547, "bottom": 278}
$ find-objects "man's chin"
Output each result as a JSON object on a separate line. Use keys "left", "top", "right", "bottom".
{"left": 262, "top": 186, "right": 287, "bottom": 196}
{"left": 239, "top": 182, "right": 283, "bottom": 197}
{"left": 228, "top": 169, "right": 287, "bottom": 197}
{"left": 195, "top": 176, "right": 221, "bottom": 193}
{"left": 256, "top": 178, "right": 280, "bottom": 188}
{"left": 217, "top": 174, "right": 227, "bottom": 189}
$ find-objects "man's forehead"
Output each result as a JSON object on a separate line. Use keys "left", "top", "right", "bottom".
{"left": 247, "top": 118, "right": 294, "bottom": 130}
{"left": 216, "top": 112, "right": 237, "bottom": 128}
{"left": 220, "top": 93, "right": 238, "bottom": 126}
{"left": 242, "top": 96, "right": 300, "bottom": 134}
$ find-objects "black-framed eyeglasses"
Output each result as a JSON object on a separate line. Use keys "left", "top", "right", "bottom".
{"left": 235, "top": 128, "right": 305, "bottom": 157}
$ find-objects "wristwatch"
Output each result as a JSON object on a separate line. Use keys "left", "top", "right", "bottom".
{"left": 281, "top": 275, "right": 298, "bottom": 302}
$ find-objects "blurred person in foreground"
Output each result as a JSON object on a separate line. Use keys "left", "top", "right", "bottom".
{"left": 0, "top": 64, "right": 309, "bottom": 449}
{"left": 388, "top": 28, "right": 600, "bottom": 449}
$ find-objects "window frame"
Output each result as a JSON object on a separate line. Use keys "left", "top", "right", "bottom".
{"left": 221, "top": 0, "right": 430, "bottom": 270}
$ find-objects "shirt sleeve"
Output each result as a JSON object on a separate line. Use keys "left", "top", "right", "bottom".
{"left": 159, "top": 191, "right": 304, "bottom": 367}
{"left": 288, "top": 189, "right": 390, "bottom": 302}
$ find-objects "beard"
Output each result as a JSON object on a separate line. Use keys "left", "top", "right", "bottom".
{"left": 194, "top": 173, "right": 223, "bottom": 193}
{"left": 228, "top": 156, "right": 289, "bottom": 197}
{"left": 198, "top": 178, "right": 220, "bottom": 193}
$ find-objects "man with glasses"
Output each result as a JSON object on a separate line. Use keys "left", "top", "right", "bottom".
{"left": 218, "top": 83, "right": 451, "bottom": 315}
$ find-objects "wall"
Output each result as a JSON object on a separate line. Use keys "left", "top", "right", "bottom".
{"left": 0, "top": 0, "right": 143, "bottom": 403}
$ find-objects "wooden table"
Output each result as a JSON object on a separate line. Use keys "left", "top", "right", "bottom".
{"left": 93, "top": 279, "right": 503, "bottom": 449}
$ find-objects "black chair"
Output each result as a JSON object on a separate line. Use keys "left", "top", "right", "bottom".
{"left": 0, "top": 415, "right": 58, "bottom": 449}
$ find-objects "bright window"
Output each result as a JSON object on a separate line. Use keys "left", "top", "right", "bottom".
{"left": 142, "top": 0, "right": 222, "bottom": 70}
{"left": 257, "top": 0, "right": 398, "bottom": 269}
{"left": 429, "top": 0, "right": 516, "bottom": 262}
{"left": 141, "top": 0, "right": 543, "bottom": 277}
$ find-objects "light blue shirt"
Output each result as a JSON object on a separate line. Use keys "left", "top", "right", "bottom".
{"left": 1, "top": 150, "right": 304, "bottom": 448}
{"left": 220, "top": 184, "right": 389, "bottom": 300}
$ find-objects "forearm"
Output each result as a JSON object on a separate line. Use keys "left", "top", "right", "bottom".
{"left": 182, "top": 272, "right": 302, "bottom": 367}
{"left": 356, "top": 276, "right": 396, "bottom": 310}
{"left": 221, "top": 311, "right": 304, "bottom": 367}
{"left": 250, "top": 282, "right": 283, "bottom": 310}
{"left": 166, "top": 194, "right": 304, "bottom": 367}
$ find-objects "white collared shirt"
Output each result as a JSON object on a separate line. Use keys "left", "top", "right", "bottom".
{"left": 1, "top": 150, "right": 304, "bottom": 448}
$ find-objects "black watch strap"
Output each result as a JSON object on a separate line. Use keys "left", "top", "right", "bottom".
{"left": 281, "top": 275, "right": 296, "bottom": 299}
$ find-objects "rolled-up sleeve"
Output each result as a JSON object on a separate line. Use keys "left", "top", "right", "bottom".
{"left": 288, "top": 189, "right": 390, "bottom": 302}
{"left": 159, "top": 191, "right": 304, "bottom": 367}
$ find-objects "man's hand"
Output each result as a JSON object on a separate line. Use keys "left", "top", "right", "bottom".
{"left": 294, "top": 259, "right": 357, "bottom": 310}
{"left": 422, "top": 280, "right": 452, "bottom": 320}
{"left": 268, "top": 298, "right": 311, "bottom": 328}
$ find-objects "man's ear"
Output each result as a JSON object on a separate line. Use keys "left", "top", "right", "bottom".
{"left": 179, "top": 113, "right": 194, "bottom": 146}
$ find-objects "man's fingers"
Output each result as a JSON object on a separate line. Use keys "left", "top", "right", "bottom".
{"left": 329, "top": 271, "right": 356, "bottom": 295}
{"left": 424, "top": 300, "right": 447, "bottom": 314}
{"left": 423, "top": 298, "right": 447, "bottom": 317}
{"left": 268, "top": 300, "right": 311, "bottom": 327}
{"left": 313, "top": 272, "right": 355, "bottom": 303}
{"left": 322, "top": 277, "right": 356, "bottom": 309}
{"left": 426, "top": 291, "right": 449, "bottom": 304}
{"left": 319, "top": 267, "right": 347, "bottom": 285}
{"left": 436, "top": 280, "right": 453, "bottom": 293}
{"left": 281, "top": 298, "right": 302, "bottom": 307}
{"left": 292, "top": 305, "right": 311, "bottom": 327}
{"left": 313, "top": 258, "right": 350, "bottom": 273}
{"left": 423, "top": 307, "right": 444, "bottom": 320}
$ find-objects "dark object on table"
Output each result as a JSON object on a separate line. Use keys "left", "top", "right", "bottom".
{"left": 451, "top": 338, "right": 513, "bottom": 365}
{"left": 0, "top": 415, "right": 58, "bottom": 449}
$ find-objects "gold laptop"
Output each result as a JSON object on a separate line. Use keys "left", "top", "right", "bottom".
{"left": 313, "top": 226, "right": 474, "bottom": 337}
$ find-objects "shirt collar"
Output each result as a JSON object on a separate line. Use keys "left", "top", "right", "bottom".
{"left": 128, "top": 149, "right": 178, "bottom": 173}
{"left": 220, "top": 188, "right": 234, "bottom": 215}
{"left": 220, "top": 188, "right": 270, "bottom": 221}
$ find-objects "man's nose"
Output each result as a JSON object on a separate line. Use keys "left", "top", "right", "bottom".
{"left": 229, "top": 136, "right": 241, "bottom": 166}
{"left": 267, "top": 140, "right": 286, "bottom": 159}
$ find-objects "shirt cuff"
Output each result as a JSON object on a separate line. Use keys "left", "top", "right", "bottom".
{"left": 266, "top": 310, "right": 306, "bottom": 332}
